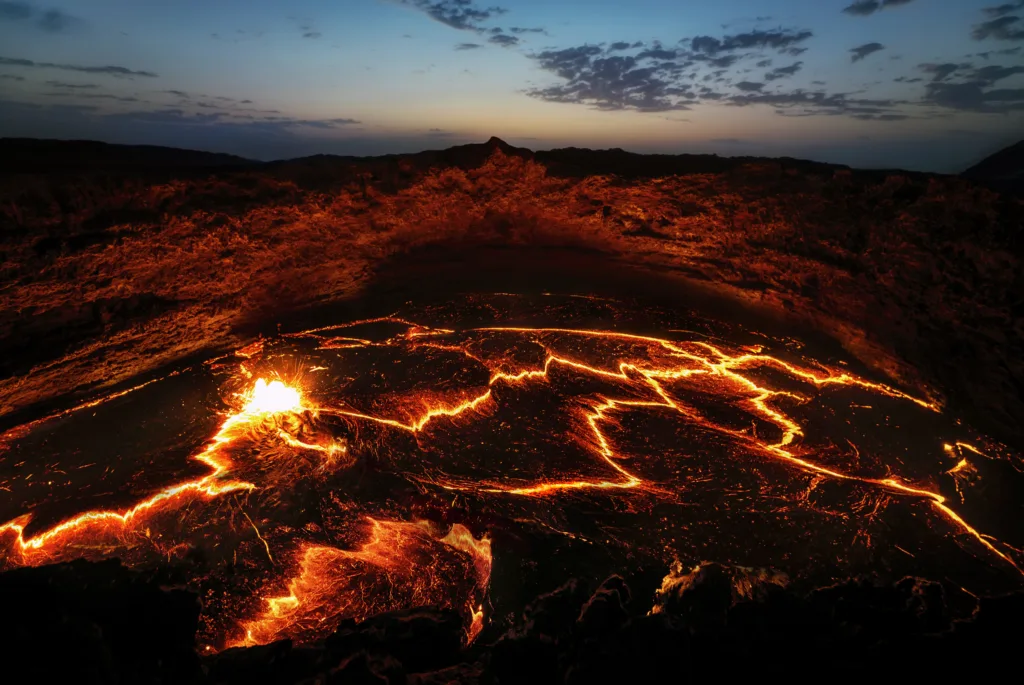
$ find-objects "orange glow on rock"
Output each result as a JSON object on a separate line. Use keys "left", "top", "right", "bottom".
{"left": 243, "top": 378, "right": 304, "bottom": 415}
{"left": 234, "top": 519, "right": 491, "bottom": 648}
{"left": 0, "top": 377, "right": 306, "bottom": 566}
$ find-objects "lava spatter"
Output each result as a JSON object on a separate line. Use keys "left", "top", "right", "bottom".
{"left": 0, "top": 376, "right": 309, "bottom": 566}
{"left": 1, "top": 294, "right": 1021, "bottom": 650}
{"left": 234, "top": 518, "right": 491, "bottom": 648}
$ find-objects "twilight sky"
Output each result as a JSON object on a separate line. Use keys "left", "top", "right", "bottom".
{"left": 0, "top": 0, "right": 1022, "bottom": 171}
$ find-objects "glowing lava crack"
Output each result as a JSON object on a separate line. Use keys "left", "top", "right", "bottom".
{"left": 0, "top": 378, "right": 306, "bottom": 563}
{"left": 1, "top": 304, "right": 1022, "bottom": 651}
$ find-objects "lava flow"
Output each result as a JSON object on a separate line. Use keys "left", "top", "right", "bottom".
{"left": 0, "top": 293, "right": 1021, "bottom": 650}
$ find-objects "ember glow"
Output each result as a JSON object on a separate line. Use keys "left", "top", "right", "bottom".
{"left": 1, "top": 293, "right": 1021, "bottom": 649}
{"left": 243, "top": 379, "right": 304, "bottom": 415}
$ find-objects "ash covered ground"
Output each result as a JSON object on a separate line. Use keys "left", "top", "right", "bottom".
{"left": 1, "top": 138, "right": 1023, "bottom": 681}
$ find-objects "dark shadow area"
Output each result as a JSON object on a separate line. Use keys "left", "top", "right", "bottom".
{"left": 1, "top": 559, "right": 1020, "bottom": 683}
{"left": 264, "top": 244, "right": 858, "bottom": 371}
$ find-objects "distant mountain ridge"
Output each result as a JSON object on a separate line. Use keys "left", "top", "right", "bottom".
{"left": 0, "top": 136, "right": 878, "bottom": 184}
{"left": 962, "top": 140, "right": 1024, "bottom": 196}
{"left": 4, "top": 137, "right": 1021, "bottom": 195}
{"left": 0, "top": 138, "right": 253, "bottom": 173}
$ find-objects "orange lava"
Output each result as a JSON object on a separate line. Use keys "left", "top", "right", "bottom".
{"left": 1, "top": 311, "right": 1021, "bottom": 650}
{"left": 0, "top": 376, "right": 309, "bottom": 566}
{"left": 234, "top": 518, "right": 491, "bottom": 648}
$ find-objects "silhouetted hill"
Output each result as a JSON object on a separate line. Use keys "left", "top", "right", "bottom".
{"left": 963, "top": 140, "right": 1024, "bottom": 196}
{"left": 255, "top": 137, "right": 536, "bottom": 190}
{"left": 0, "top": 137, "right": 932, "bottom": 182}
{"left": 535, "top": 145, "right": 837, "bottom": 178}
{"left": 0, "top": 138, "right": 254, "bottom": 174}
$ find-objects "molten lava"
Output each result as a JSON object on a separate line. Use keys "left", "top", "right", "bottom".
{"left": 0, "top": 293, "right": 1021, "bottom": 649}
{"left": 244, "top": 379, "right": 304, "bottom": 415}
{"left": 236, "top": 519, "right": 491, "bottom": 648}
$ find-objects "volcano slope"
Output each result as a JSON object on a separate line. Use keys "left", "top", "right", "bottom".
{"left": 0, "top": 137, "right": 1022, "bottom": 680}
{"left": 2, "top": 137, "right": 1022, "bottom": 448}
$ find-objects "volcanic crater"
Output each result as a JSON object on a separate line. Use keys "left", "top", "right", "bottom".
{"left": 1, "top": 137, "right": 1022, "bottom": 681}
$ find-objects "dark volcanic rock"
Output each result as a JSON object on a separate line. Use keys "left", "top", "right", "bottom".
{"left": 324, "top": 607, "right": 465, "bottom": 674}
{"left": 0, "top": 559, "right": 202, "bottom": 683}
{"left": 963, "top": 140, "right": 1024, "bottom": 196}
{"left": 0, "top": 138, "right": 253, "bottom": 174}
{"left": 1, "top": 559, "right": 1023, "bottom": 683}
{"left": 207, "top": 640, "right": 320, "bottom": 685}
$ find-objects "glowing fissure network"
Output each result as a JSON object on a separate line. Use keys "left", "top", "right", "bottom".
{"left": 0, "top": 314, "right": 1020, "bottom": 650}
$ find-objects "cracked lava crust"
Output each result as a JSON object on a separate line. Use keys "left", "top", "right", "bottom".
{"left": 1, "top": 292, "right": 1021, "bottom": 651}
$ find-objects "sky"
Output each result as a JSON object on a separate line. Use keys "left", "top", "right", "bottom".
{"left": 0, "top": 0, "right": 1022, "bottom": 171}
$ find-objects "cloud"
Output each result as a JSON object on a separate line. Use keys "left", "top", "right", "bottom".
{"left": 302, "top": 31, "right": 322, "bottom": 39}
{"left": 455, "top": 42, "right": 482, "bottom": 50}
{"left": 86, "top": 108, "right": 362, "bottom": 130}
{"left": 918, "top": 63, "right": 966, "bottom": 81}
{"left": 44, "top": 86, "right": 271, "bottom": 113}
{"left": 983, "top": 1, "right": 1024, "bottom": 17}
{"left": 970, "top": 46, "right": 1022, "bottom": 58}
{"left": 398, "top": 0, "right": 507, "bottom": 32}
{"left": 0, "top": 2, "right": 80, "bottom": 32}
{"left": 915, "top": 62, "right": 1024, "bottom": 86}
{"left": 842, "top": 0, "right": 915, "bottom": 16}
{"left": 970, "top": 63, "right": 1024, "bottom": 84}
{"left": 708, "top": 54, "right": 741, "bottom": 68}
{"left": 972, "top": 15, "right": 1024, "bottom": 40}
{"left": 524, "top": 26, "right": 935, "bottom": 123}
{"left": 725, "top": 88, "right": 910, "bottom": 121}
{"left": 688, "top": 28, "right": 813, "bottom": 55}
{"left": 48, "top": 92, "right": 141, "bottom": 102}
{"left": 36, "top": 7, "right": 76, "bottom": 31}
{"left": 508, "top": 26, "right": 544, "bottom": 34}
{"left": 608, "top": 41, "right": 643, "bottom": 52}
{"left": 0, "top": 55, "right": 158, "bottom": 77}
{"left": 103, "top": 109, "right": 227, "bottom": 125}
{"left": 489, "top": 33, "right": 519, "bottom": 47}
{"left": 764, "top": 61, "right": 802, "bottom": 81}
{"left": 528, "top": 45, "right": 695, "bottom": 112}
{"left": 45, "top": 80, "right": 98, "bottom": 89}
{"left": 842, "top": 1, "right": 880, "bottom": 16}
{"left": 851, "top": 113, "right": 910, "bottom": 120}
{"left": 0, "top": 2, "right": 32, "bottom": 20}
{"left": 0, "top": 73, "right": 25, "bottom": 80}
{"left": 527, "top": 27, "right": 818, "bottom": 115}
{"left": 850, "top": 42, "right": 885, "bottom": 62}
{"left": 924, "top": 80, "right": 1024, "bottom": 112}
{"left": 910, "top": 59, "right": 1024, "bottom": 113}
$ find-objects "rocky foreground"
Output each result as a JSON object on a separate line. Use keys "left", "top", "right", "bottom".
{"left": 1, "top": 558, "right": 1020, "bottom": 683}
